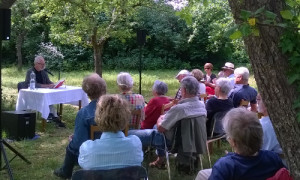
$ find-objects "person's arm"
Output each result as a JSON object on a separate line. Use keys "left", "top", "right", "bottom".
{"left": 157, "top": 115, "right": 167, "bottom": 133}
{"left": 206, "top": 99, "right": 215, "bottom": 121}
{"left": 78, "top": 140, "right": 93, "bottom": 169}
{"left": 39, "top": 83, "right": 55, "bottom": 88}
{"left": 36, "top": 70, "right": 55, "bottom": 88}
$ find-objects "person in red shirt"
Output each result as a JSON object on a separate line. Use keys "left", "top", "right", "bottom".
{"left": 141, "top": 80, "right": 170, "bottom": 129}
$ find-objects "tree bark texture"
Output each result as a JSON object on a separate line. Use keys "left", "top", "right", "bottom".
{"left": 16, "top": 32, "right": 26, "bottom": 71}
{"left": 228, "top": 0, "right": 300, "bottom": 178}
{"left": 91, "top": 28, "right": 106, "bottom": 77}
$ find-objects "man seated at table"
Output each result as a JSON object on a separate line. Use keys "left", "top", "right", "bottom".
{"left": 54, "top": 73, "right": 107, "bottom": 179}
{"left": 229, "top": 67, "right": 257, "bottom": 112}
{"left": 25, "top": 55, "right": 64, "bottom": 126}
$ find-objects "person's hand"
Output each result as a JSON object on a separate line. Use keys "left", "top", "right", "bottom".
{"left": 48, "top": 84, "right": 55, "bottom": 89}
{"left": 156, "top": 115, "right": 164, "bottom": 127}
{"left": 69, "top": 134, "right": 74, "bottom": 142}
{"left": 172, "top": 99, "right": 179, "bottom": 105}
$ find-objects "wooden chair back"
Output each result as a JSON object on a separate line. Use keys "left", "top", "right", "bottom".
{"left": 240, "top": 99, "right": 249, "bottom": 107}
{"left": 90, "top": 125, "right": 101, "bottom": 140}
{"left": 199, "top": 94, "right": 208, "bottom": 103}
{"left": 161, "top": 99, "right": 177, "bottom": 114}
{"left": 90, "top": 124, "right": 129, "bottom": 140}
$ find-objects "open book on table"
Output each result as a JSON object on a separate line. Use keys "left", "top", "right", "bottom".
{"left": 53, "top": 79, "right": 65, "bottom": 88}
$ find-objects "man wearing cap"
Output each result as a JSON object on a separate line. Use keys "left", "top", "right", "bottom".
{"left": 222, "top": 62, "right": 235, "bottom": 87}
{"left": 174, "top": 70, "right": 190, "bottom": 100}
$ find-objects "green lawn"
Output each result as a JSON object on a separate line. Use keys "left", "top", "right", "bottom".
{"left": 0, "top": 67, "right": 254, "bottom": 180}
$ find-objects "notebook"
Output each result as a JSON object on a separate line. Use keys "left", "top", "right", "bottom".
{"left": 53, "top": 79, "right": 65, "bottom": 88}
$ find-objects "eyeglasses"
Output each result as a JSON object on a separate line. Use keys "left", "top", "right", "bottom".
{"left": 38, "top": 63, "right": 45, "bottom": 66}
{"left": 204, "top": 68, "right": 210, "bottom": 70}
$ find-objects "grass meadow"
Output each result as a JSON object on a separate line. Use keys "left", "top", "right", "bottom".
{"left": 0, "top": 67, "right": 256, "bottom": 180}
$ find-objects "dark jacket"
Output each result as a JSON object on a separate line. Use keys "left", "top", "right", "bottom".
{"left": 25, "top": 67, "right": 53, "bottom": 88}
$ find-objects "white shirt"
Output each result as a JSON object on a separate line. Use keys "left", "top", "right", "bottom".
{"left": 260, "top": 116, "right": 282, "bottom": 154}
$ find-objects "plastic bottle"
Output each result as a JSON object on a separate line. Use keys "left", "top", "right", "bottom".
{"left": 30, "top": 71, "right": 36, "bottom": 90}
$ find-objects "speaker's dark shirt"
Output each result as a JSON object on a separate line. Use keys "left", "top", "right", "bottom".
{"left": 33, "top": 68, "right": 43, "bottom": 84}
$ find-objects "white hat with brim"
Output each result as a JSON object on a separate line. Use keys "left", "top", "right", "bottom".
{"left": 222, "top": 62, "right": 235, "bottom": 71}
{"left": 175, "top": 70, "right": 190, "bottom": 79}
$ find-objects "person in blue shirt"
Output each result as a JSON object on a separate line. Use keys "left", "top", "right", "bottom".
{"left": 78, "top": 94, "right": 143, "bottom": 170}
{"left": 196, "top": 108, "right": 285, "bottom": 180}
{"left": 257, "top": 94, "right": 283, "bottom": 154}
{"left": 229, "top": 67, "right": 257, "bottom": 112}
{"left": 54, "top": 73, "right": 107, "bottom": 179}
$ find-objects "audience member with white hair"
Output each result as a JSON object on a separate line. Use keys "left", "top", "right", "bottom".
{"left": 174, "top": 69, "right": 190, "bottom": 100}
{"left": 229, "top": 67, "right": 257, "bottom": 112}
{"left": 117, "top": 72, "right": 145, "bottom": 129}
{"left": 141, "top": 80, "right": 170, "bottom": 129}
{"left": 196, "top": 108, "right": 285, "bottom": 180}
{"left": 205, "top": 78, "right": 233, "bottom": 136}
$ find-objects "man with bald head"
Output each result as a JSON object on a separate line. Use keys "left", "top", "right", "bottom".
{"left": 24, "top": 55, "right": 64, "bottom": 125}
{"left": 25, "top": 56, "right": 55, "bottom": 88}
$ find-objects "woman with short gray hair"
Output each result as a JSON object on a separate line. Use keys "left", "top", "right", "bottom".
{"left": 141, "top": 80, "right": 170, "bottom": 129}
{"left": 117, "top": 72, "right": 145, "bottom": 129}
{"left": 196, "top": 108, "right": 285, "bottom": 180}
{"left": 205, "top": 78, "right": 234, "bottom": 135}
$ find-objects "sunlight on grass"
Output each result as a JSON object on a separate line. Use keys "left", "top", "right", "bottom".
{"left": 0, "top": 67, "right": 256, "bottom": 180}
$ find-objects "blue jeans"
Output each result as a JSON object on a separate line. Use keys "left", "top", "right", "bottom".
{"left": 128, "top": 129, "right": 167, "bottom": 157}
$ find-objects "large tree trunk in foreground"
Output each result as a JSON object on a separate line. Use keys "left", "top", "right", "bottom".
{"left": 228, "top": 0, "right": 300, "bottom": 178}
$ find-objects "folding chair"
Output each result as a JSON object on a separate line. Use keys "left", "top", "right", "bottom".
{"left": 240, "top": 99, "right": 249, "bottom": 108}
{"left": 90, "top": 124, "right": 129, "bottom": 140}
{"left": 17, "top": 81, "right": 27, "bottom": 92}
{"left": 71, "top": 166, "right": 148, "bottom": 180}
{"left": 206, "top": 111, "right": 227, "bottom": 156}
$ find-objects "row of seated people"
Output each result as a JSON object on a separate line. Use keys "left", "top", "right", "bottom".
{"left": 53, "top": 70, "right": 287, "bottom": 179}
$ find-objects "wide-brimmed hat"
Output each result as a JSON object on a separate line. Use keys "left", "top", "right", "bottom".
{"left": 222, "top": 62, "right": 234, "bottom": 71}
{"left": 175, "top": 70, "right": 190, "bottom": 79}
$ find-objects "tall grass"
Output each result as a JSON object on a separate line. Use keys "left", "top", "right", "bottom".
{"left": 1, "top": 67, "right": 256, "bottom": 180}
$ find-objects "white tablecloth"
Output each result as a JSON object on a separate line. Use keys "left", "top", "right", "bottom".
{"left": 16, "top": 86, "right": 89, "bottom": 119}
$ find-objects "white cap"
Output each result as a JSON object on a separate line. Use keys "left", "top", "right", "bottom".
{"left": 222, "top": 62, "right": 235, "bottom": 71}
{"left": 175, "top": 70, "right": 190, "bottom": 79}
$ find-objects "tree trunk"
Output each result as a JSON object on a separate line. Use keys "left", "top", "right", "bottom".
{"left": 93, "top": 43, "right": 104, "bottom": 77}
{"left": 16, "top": 32, "right": 25, "bottom": 71}
{"left": 228, "top": 0, "right": 300, "bottom": 178}
{"left": 91, "top": 28, "right": 106, "bottom": 77}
